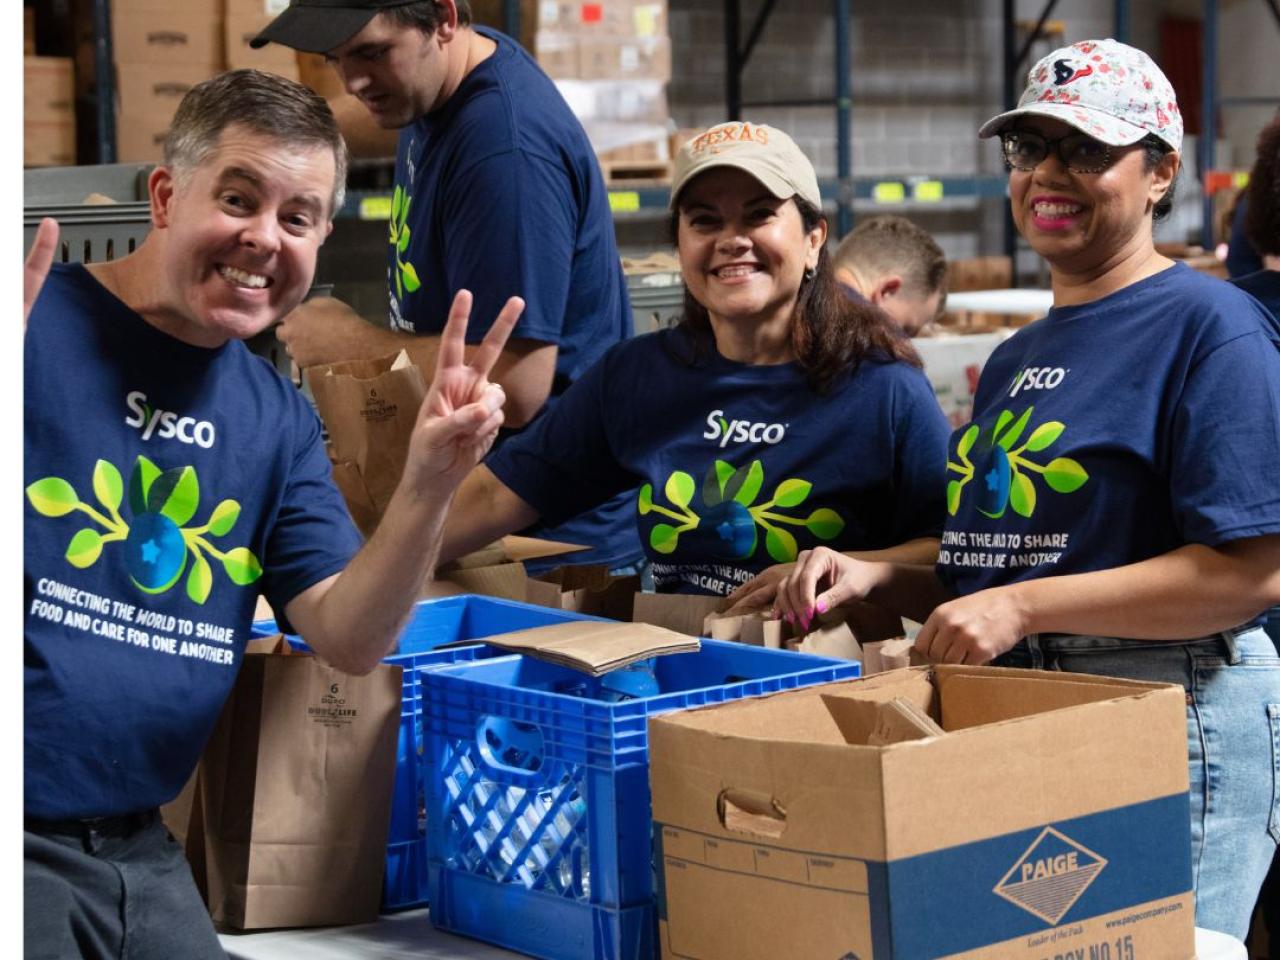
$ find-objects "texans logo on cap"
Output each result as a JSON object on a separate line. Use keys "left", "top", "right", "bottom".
{"left": 1052, "top": 59, "right": 1094, "bottom": 86}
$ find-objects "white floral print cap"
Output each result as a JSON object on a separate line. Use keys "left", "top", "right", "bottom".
{"left": 978, "top": 38, "right": 1183, "bottom": 152}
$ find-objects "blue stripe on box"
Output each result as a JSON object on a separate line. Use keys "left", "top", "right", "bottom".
{"left": 876, "top": 792, "right": 1192, "bottom": 958}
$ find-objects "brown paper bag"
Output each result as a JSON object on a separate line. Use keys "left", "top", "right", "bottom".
{"left": 305, "top": 350, "right": 426, "bottom": 537}
{"left": 200, "top": 650, "right": 402, "bottom": 929}
{"left": 526, "top": 564, "right": 639, "bottom": 619}
{"left": 631, "top": 592, "right": 726, "bottom": 638}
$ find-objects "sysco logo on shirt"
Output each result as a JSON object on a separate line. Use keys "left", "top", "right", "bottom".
{"left": 703, "top": 409, "right": 787, "bottom": 448}
{"left": 1008, "top": 366, "right": 1068, "bottom": 399}
{"left": 124, "top": 391, "right": 216, "bottom": 449}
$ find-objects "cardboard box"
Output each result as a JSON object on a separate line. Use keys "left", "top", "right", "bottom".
{"left": 224, "top": 0, "right": 290, "bottom": 17}
{"left": 25, "top": 121, "right": 76, "bottom": 167}
{"left": 24, "top": 56, "right": 75, "bottom": 121}
{"left": 115, "top": 110, "right": 171, "bottom": 163}
{"left": 225, "top": 13, "right": 301, "bottom": 74}
{"left": 650, "top": 666, "right": 1194, "bottom": 959}
{"left": 112, "top": 4, "right": 223, "bottom": 66}
{"left": 537, "top": 0, "right": 667, "bottom": 38}
{"left": 534, "top": 32, "right": 580, "bottom": 80}
{"left": 24, "top": 7, "right": 36, "bottom": 55}
{"left": 579, "top": 35, "right": 670, "bottom": 81}
{"left": 422, "top": 536, "right": 588, "bottom": 602}
{"left": 297, "top": 53, "right": 345, "bottom": 100}
{"left": 116, "top": 63, "right": 215, "bottom": 118}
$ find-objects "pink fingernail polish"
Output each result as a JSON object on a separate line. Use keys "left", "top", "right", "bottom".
{"left": 816, "top": 599, "right": 828, "bottom": 614}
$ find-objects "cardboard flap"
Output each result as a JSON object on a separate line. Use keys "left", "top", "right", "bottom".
{"left": 305, "top": 348, "right": 415, "bottom": 382}
{"left": 703, "top": 608, "right": 786, "bottom": 648}
{"left": 244, "top": 634, "right": 291, "bottom": 656}
{"left": 500, "top": 535, "right": 589, "bottom": 563}
{"left": 938, "top": 669, "right": 1158, "bottom": 731}
{"left": 793, "top": 618, "right": 863, "bottom": 660}
{"left": 820, "top": 670, "right": 940, "bottom": 744}
{"left": 481, "top": 620, "right": 699, "bottom": 675}
{"left": 867, "top": 697, "right": 947, "bottom": 746}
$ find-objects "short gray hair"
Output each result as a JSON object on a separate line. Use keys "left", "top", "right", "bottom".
{"left": 164, "top": 69, "right": 348, "bottom": 217}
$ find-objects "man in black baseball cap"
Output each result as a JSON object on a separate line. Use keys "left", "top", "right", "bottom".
{"left": 255, "top": 1, "right": 644, "bottom": 576}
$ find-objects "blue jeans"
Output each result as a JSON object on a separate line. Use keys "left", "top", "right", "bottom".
{"left": 993, "top": 627, "right": 1280, "bottom": 941}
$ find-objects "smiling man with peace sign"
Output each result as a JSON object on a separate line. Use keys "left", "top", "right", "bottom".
{"left": 23, "top": 70, "right": 520, "bottom": 960}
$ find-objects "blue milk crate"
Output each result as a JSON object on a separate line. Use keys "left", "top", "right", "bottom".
{"left": 253, "top": 594, "right": 600, "bottom": 910}
{"left": 418, "top": 642, "right": 860, "bottom": 960}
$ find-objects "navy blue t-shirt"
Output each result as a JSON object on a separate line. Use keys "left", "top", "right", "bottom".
{"left": 1231, "top": 269, "right": 1280, "bottom": 332}
{"left": 487, "top": 328, "right": 951, "bottom": 595}
{"left": 938, "top": 264, "right": 1280, "bottom": 604}
{"left": 25, "top": 264, "right": 362, "bottom": 819}
{"left": 386, "top": 26, "right": 638, "bottom": 570}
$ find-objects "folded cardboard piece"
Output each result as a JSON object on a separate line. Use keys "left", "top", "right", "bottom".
{"left": 421, "top": 536, "right": 588, "bottom": 602}
{"left": 474, "top": 619, "right": 699, "bottom": 676}
{"left": 649, "top": 666, "right": 1194, "bottom": 959}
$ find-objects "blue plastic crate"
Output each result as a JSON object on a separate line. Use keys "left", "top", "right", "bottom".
{"left": 254, "top": 594, "right": 599, "bottom": 911}
{"left": 419, "top": 642, "right": 860, "bottom": 960}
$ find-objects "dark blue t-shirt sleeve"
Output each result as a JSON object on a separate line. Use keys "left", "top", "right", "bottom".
{"left": 486, "top": 350, "right": 637, "bottom": 525}
{"left": 889, "top": 368, "right": 951, "bottom": 542}
{"left": 259, "top": 400, "right": 363, "bottom": 617}
{"left": 1170, "top": 329, "right": 1280, "bottom": 545}
{"left": 439, "top": 149, "right": 576, "bottom": 346}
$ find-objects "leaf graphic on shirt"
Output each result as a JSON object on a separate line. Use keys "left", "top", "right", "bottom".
{"left": 65, "top": 528, "right": 104, "bottom": 568}
{"left": 207, "top": 500, "right": 241, "bottom": 537}
{"left": 733, "top": 461, "right": 764, "bottom": 506}
{"left": 997, "top": 407, "right": 1033, "bottom": 450}
{"left": 154, "top": 466, "right": 199, "bottom": 526}
{"left": 92, "top": 459, "right": 124, "bottom": 514}
{"left": 665, "top": 471, "right": 695, "bottom": 509}
{"left": 401, "top": 261, "right": 421, "bottom": 293}
{"left": 129, "top": 455, "right": 161, "bottom": 515}
{"left": 765, "top": 527, "right": 798, "bottom": 563}
{"left": 1009, "top": 471, "right": 1036, "bottom": 518}
{"left": 773, "top": 478, "right": 811, "bottom": 508}
{"left": 221, "top": 547, "right": 264, "bottom": 586}
{"left": 650, "top": 523, "right": 680, "bottom": 554}
{"left": 26, "top": 477, "right": 80, "bottom": 517}
{"left": 946, "top": 480, "right": 963, "bottom": 516}
{"left": 187, "top": 551, "right": 213, "bottom": 604}
{"left": 637, "top": 484, "right": 654, "bottom": 515}
{"left": 1022, "top": 421, "right": 1064, "bottom": 452}
{"left": 1043, "top": 457, "right": 1089, "bottom": 493}
{"left": 805, "top": 508, "right": 844, "bottom": 540}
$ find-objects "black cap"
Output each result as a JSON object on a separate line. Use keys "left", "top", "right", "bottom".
{"left": 250, "top": 0, "right": 420, "bottom": 54}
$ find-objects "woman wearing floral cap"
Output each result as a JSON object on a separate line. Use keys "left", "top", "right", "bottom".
{"left": 439, "top": 121, "right": 951, "bottom": 597}
{"left": 761, "top": 39, "right": 1280, "bottom": 937}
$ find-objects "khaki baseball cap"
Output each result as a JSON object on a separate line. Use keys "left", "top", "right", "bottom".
{"left": 670, "top": 122, "right": 822, "bottom": 210}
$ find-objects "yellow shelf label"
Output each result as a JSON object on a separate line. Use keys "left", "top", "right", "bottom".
{"left": 609, "top": 191, "right": 641, "bottom": 213}
{"left": 872, "top": 182, "right": 906, "bottom": 203}
{"left": 359, "top": 196, "right": 393, "bottom": 221}
{"left": 1232, "top": 171, "right": 1250, "bottom": 189}
{"left": 913, "top": 180, "right": 944, "bottom": 202}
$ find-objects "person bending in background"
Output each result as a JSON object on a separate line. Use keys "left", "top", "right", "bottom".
{"left": 437, "top": 122, "right": 952, "bottom": 598}
{"left": 251, "top": 0, "right": 641, "bottom": 574}
{"left": 760, "top": 40, "right": 1280, "bottom": 939}
{"left": 832, "top": 214, "right": 948, "bottom": 336}
{"left": 24, "top": 70, "right": 519, "bottom": 959}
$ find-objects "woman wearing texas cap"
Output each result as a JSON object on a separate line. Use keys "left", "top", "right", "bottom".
{"left": 768, "top": 40, "right": 1280, "bottom": 937}
{"left": 437, "top": 121, "right": 951, "bottom": 596}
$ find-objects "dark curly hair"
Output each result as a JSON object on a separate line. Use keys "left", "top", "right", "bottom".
{"left": 667, "top": 197, "right": 921, "bottom": 394}
{"left": 1244, "top": 115, "right": 1280, "bottom": 257}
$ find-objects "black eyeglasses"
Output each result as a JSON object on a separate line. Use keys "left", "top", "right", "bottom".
{"left": 1000, "top": 130, "right": 1115, "bottom": 174}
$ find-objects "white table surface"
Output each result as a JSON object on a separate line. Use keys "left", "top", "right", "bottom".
{"left": 945, "top": 288, "right": 1055, "bottom": 314}
{"left": 218, "top": 909, "right": 521, "bottom": 960}
{"left": 219, "top": 913, "right": 1243, "bottom": 960}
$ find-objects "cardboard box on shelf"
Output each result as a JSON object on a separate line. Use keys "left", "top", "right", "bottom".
{"left": 537, "top": 0, "right": 667, "bottom": 38}
{"left": 470, "top": 0, "right": 537, "bottom": 51}
{"left": 578, "top": 35, "right": 670, "bottom": 81}
{"left": 650, "top": 666, "right": 1195, "bottom": 959}
{"left": 225, "top": 13, "right": 301, "bottom": 75}
{"left": 112, "top": 3, "right": 223, "bottom": 66}
{"left": 224, "top": 0, "right": 290, "bottom": 17}
{"left": 554, "top": 78, "right": 668, "bottom": 124}
{"left": 947, "top": 255, "right": 1013, "bottom": 293}
{"left": 534, "top": 32, "right": 580, "bottom": 80}
{"left": 115, "top": 111, "right": 172, "bottom": 163}
{"left": 24, "top": 57, "right": 75, "bottom": 121}
{"left": 297, "top": 52, "right": 345, "bottom": 100}
{"left": 24, "top": 122, "right": 76, "bottom": 167}
{"left": 115, "top": 63, "right": 216, "bottom": 118}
